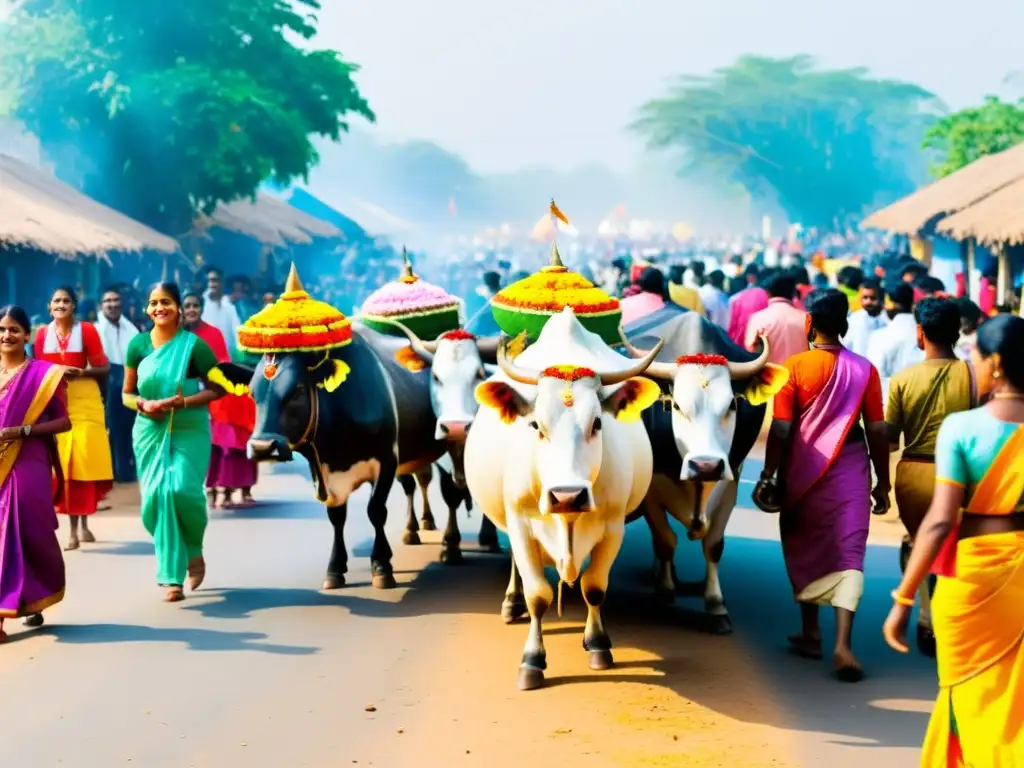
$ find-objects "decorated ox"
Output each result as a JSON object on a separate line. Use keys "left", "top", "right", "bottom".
{"left": 464, "top": 307, "right": 663, "bottom": 690}
{"left": 620, "top": 312, "right": 788, "bottom": 634}
{"left": 246, "top": 324, "right": 446, "bottom": 590}
{"left": 373, "top": 319, "right": 504, "bottom": 563}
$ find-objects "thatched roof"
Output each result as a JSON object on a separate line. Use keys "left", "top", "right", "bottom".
{"left": 194, "top": 192, "right": 342, "bottom": 247}
{"left": 0, "top": 153, "right": 179, "bottom": 256}
{"left": 936, "top": 176, "right": 1024, "bottom": 245}
{"left": 862, "top": 142, "right": 1024, "bottom": 235}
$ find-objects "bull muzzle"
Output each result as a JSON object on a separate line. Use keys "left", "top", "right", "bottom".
{"left": 436, "top": 420, "right": 471, "bottom": 441}
{"left": 547, "top": 486, "right": 593, "bottom": 513}
{"left": 247, "top": 435, "right": 293, "bottom": 462}
{"left": 683, "top": 457, "right": 726, "bottom": 482}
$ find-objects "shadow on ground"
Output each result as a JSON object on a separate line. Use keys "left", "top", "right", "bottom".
{"left": 43, "top": 622, "right": 318, "bottom": 655}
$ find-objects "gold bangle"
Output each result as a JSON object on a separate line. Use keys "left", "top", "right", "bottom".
{"left": 890, "top": 589, "right": 915, "bottom": 607}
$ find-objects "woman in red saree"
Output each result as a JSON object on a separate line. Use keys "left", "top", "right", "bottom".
{"left": 182, "top": 292, "right": 257, "bottom": 508}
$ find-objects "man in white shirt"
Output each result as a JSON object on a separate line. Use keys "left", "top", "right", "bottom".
{"left": 867, "top": 283, "right": 923, "bottom": 379}
{"left": 201, "top": 266, "right": 242, "bottom": 360}
{"left": 699, "top": 269, "right": 731, "bottom": 329}
{"left": 842, "top": 279, "right": 888, "bottom": 357}
{"left": 96, "top": 287, "right": 140, "bottom": 483}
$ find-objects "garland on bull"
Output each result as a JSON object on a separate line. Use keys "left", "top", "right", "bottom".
{"left": 490, "top": 203, "right": 622, "bottom": 345}
{"left": 676, "top": 353, "right": 729, "bottom": 367}
{"left": 358, "top": 247, "right": 462, "bottom": 341}
{"left": 236, "top": 263, "right": 353, "bottom": 392}
{"left": 540, "top": 365, "right": 598, "bottom": 381}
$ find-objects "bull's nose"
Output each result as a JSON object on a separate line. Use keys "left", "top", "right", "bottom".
{"left": 548, "top": 487, "right": 590, "bottom": 512}
{"left": 687, "top": 458, "right": 726, "bottom": 480}
{"left": 438, "top": 421, "right": 471, "bottom": 440}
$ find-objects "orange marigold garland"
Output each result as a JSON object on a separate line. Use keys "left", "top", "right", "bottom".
{"left": 676, "top": 353, "right": 728, "bottom": 367}
{"left": 237, "top": 263, "right": 353, "bottom": 354}
{"left": 540, "top": 365, "right": 597, "bottom": 381}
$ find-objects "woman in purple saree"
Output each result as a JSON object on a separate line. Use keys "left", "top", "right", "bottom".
{"left": 0, "top": 305, "right": 71, "bottom": 640}
{"left": 756, "top": 289, "right": 891, "bottom": 681}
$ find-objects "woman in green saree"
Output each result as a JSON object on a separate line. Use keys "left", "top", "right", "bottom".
{"left": 122, "top": 283, "right": 234, "bottom": 602}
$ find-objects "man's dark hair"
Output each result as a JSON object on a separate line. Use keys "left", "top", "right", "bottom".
{"left": 914, "top": 297, "right": 961, "bottom": 347}
{"left": 836, "top": 265, "right": 864, "bottom": 290}
{"left": 956, "top": 297, "right": 984, "bottom": 334}
{"left": 766, "top": 273, "right": 797, "bottom": 300}
{"left": 667, "top": 264, "right": 686, "bottom": 285}
{"left": 637, "top": 267, "right": 666, "bottom": 297}
{"left": 805, "top": 288, "right": 849, "bottom": 339}
{"left": 205, "top": 266, "right": 224, "bottom": 278}
{"left": 689, "top": 261, "right": 706, "bottom": 284}
{"left": 785, "top": 265, "right": 811, "bottom": 286}
{"left": 743, "top": 263, "right": 760, "bottom": 280}
{"left": 860, "top": 278, "right": 883, "bottom": 297}
{"left": 101, "top": 285, "right": 122, "bottom": 298}
{"left": 887, "top": 282, "right": 915, "bottom": 312}
{"left": 901, "top": 262, "right": 927, "bottom": 281}
{"left": 707, "top": 270, "right": 725, "bottom": 290}
{"left": 482, "top": 271, "right": 502, "bottom": 292}
{"left": 915, "top": 275, "right": 946, "bottom": 295}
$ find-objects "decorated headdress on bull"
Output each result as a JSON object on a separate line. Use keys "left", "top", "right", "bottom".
{"left": 236, "top": 263, "right": 352, "bottom": 392}
{"left": 359, "top": 247, "right": 462, "bottom": 340}
{"left": 490, "top": 200, "right": 622, "bottom": 346}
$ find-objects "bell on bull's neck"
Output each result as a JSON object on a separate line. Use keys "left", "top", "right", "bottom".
{"left": 284, "top": 262, "right": 304, "bottom": 294}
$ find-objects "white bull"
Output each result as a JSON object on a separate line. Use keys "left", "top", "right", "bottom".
{"left": 464, "top": 308, "right": 663, "bottom": 691}
{"left": 370, "top": 320, "right": 502, "bottom": 563}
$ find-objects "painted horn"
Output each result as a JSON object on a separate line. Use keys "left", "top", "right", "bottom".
{"left": 596, "top": 339, "right": 665, "bottom": 385}
{"left": 617, "top": 326, "right": 675, "bottom": 380}
{"left": 727, "top": 335, "right": 771, "bottom": 380}
{"left": 367, "top": 316, "right": 438, "bottom": 361}
{"left": 496, "top": 334, "right": 541, "bottom": 385}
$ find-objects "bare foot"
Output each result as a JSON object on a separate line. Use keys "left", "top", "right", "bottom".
{"left": 787, "top": 632, "right": 823, "bottom": 660}
{"left": 187, "top": 555, "right": 206, "bottom": 591}
{"left": 64, "top": 537, "right": 80, "bottom": 551}
{"left": 833, "top": 647, "right": 864, "bottom": 682}
{"left": 164, "top": 586, "right": 185, "bottom": 603}
{"left": 80, "top": 528, "right": 96, "bottom": 544}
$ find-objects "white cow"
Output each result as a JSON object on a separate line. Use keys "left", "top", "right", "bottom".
{"left": 368, "top": 320, "right": 502, "bottom": 564}
{"left": 464, "top": 308, "right": 663, "bottom": 691}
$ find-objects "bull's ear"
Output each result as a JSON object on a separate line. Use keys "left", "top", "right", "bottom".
{"left": 742, "top": 363, "right": 789, "bottom": 407}
{"left": 475, "top": 381, "right": 529, "bottom": 424}
{"left": 395, "top": 346, "right": 428, "bottom": 373}
{"left": 603, "top": 377, "right": 662, "bottom": 422}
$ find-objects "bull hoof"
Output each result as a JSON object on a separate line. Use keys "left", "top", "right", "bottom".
{"left": 440, "top": 546, "right": 463, "bottom": 565}
{"left": 402, "top": 530, "right": 421, "bottom": 546}
{"left": 501, "top": 599, "right": 527, "bottom": 624}
{"left": 517, "top": 665, "right": 545, "bottom": 691}
{"left": 916, "top": 625, "right": 937, "bottom": 658}
{"left": 588, "top": 649, "right": 614, "bottom": 671}
{"left": 322, "top": 574, "right": 346, "bottom": 590}
{"left": 372, "top": 572, "right": 397, "bottom": 590}
{"left": 420, "top": 517, "right": 437, "bottom": 532}
{"left": 709, "top": 614, "right": 733, "bottom": 635}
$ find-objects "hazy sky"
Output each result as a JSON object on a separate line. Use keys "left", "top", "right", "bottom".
{"left": 318, "top": 0, "right": 1024, "bottom": 174}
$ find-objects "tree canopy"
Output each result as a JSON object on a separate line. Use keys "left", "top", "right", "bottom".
{"left": 922, "top": 96, "right": 1024, "bottom": 178}
{"left": 632, "top": 55, "right": 940, "bottom": 227}
{"left": 0, "top": 0, "right": 374, "bottom": 235}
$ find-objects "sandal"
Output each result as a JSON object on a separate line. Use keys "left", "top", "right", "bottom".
{"left": 164, "top": 586, "right": 185, "bottom": 603}
{"left": 187, "top": 556, "right": 206, "bottom": 591}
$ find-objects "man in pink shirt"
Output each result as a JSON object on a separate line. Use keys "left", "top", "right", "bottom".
{"left": 744, "top": 273, "right": 808, "bottom": 365}
{"left": 727, "top": 263, "right": 769, "bottom": 344}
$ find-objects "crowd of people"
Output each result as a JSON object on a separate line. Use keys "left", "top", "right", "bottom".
{"left": 0, "top": 234, "right": 1019, "bottom": 764}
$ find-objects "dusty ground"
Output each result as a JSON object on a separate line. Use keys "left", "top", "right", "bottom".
{"left": 0, "top": 455, "right": 935, "bottom": 767}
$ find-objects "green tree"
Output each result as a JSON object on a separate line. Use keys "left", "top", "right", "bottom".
{"left": 922, "top": 96, "right": 1024, "bottom": 178}
{"left": 0, "top": 0, "right": 373, "bottom": 235}
{"left": 632, "top": 55, "right": 940, "bottom": 227}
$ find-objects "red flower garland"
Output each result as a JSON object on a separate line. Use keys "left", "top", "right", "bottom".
{"left": 441, "top": 329, "right": 477, "bottom": 342}
{"left": 540, "top": 365, "right": 597, "bottom": 381}
{"left": 676, "top": 353, "right": 728, "bottom": 367}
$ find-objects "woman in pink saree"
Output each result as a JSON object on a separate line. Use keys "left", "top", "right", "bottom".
{"left": 756, "top": 289, "right": 891, "bottom": 681}
{"left": 0, "top": 305, "right": 72, "bottom": 639}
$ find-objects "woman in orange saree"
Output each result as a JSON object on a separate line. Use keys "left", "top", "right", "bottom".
{"left": 883, "top": 314, "right": 1024, "bottom": 766}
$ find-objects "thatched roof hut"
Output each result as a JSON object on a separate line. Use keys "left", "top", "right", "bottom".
{"left": 862, "top": 142, "right": 1024, "bottom": 235}
{"left": 193, "top": 191, "right": 342, "bottom": 248}
{"left": 936, "top": 177, "right": 1024, "bottom": 246}
{"left": 0, "top": 153, "right": 178, "bottom": 256}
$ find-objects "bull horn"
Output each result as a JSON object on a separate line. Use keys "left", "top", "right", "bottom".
{"left": 597, "top": 339, "right": 665, "bottom": 385}
{"left": 496, "top": 334, "right": 541, "bottom": 385}
{"left": 618, "top": 326, "right": 674, "bottom": 380}
{"left": 727, "top": 335, "right": 771, "bottom": 380}
{"left": 364, "top": 315, "right": 438, "bottom": 361}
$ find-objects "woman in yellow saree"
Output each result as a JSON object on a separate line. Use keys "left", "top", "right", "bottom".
{"left": 883, "top": 313, "right": 1024, "bottom": 766}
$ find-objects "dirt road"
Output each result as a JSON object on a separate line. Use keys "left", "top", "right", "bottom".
{"left": 0, "top": 460, "right": 935, "bottom": 767}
